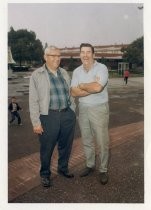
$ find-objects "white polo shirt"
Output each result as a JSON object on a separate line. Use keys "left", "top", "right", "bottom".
{"left": 71, "top": 61, "right": 109, "bottom": 106}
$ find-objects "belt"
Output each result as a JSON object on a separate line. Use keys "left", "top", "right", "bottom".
{"left": 49, "top": 107, "right": 69, "bottom": 112}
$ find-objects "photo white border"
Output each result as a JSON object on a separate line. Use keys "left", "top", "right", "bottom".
{"left": 1, "top": 0, "right": 151, "bottom": 210}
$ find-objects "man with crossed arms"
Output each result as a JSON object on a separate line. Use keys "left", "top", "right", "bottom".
{"left": 71, "top": 43, "right": 109, "bottom": 185}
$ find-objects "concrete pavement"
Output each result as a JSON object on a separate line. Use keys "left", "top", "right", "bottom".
{"left": 8, "top": 72, "right": 144, "bottom": 203}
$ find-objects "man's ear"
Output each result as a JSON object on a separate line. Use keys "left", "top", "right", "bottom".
{"left": 44, "top": 54, "right": 47, "bottom": 62}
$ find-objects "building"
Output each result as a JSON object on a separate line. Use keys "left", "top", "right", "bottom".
{"left": 60, "top": 44, "right": 128, "bottom": 71}
{"left": 8, "top": 46, "right": 16, "bottom": 79}
{"left": 8, "top": 46, "right": 16, "bottom": 65}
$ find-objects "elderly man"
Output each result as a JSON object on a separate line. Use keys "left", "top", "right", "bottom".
{"left": 71, "top": 43, "right": 109, "bottom": 185}
{"left": 29, "top": 46, "right": 76, "bottom": 188}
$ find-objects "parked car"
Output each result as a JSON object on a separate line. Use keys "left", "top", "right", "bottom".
{"left": 11, "top": 65, "right": 29, "bottom": 72}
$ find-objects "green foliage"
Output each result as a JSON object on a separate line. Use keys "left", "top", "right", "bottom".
{"left": 121, "top": 37, "right": 144, "bottom": 67}
{"left": 8, "top": 27, "right": 44, "bottom": 66}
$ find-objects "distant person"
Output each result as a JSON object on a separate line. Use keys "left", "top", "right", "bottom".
{"left": 29, "top": 46, "right": 76, "bottom": 188}
{"left": 124, "top": 69, "right": 130, "bottom": 85}
{"left": 71, "top": 43, "right": 110, "bottom": 185}
{"left": 8, "top": 96, "right": 22, "bottom": 125}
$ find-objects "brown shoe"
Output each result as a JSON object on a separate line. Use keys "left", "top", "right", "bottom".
{"left": 80, "top": 167, "right": 94, "bottom": 177}
{"left": 100, "top": 172, "right": 108, "bottom": 185}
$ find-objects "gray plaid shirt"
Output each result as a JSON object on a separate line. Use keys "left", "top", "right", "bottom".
{"left": 47, "top": 68, "right": 70, "bottom": 110}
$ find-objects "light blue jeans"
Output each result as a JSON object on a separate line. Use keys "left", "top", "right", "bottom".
{"left": 79, "top": 102, "right": 109, "bottom": 172}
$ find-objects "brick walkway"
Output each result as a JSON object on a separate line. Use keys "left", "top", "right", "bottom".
{"left": 8, "top": 121, "right": 143, "bottom": 201}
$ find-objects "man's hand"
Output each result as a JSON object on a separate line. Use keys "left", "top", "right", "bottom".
{"left": 33, "top": 125, "right": 44, "bottom": 135}
{"left": 95, "top": 76, "right": 100, "bottom": 83}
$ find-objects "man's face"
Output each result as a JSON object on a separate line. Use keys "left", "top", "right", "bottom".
{"left": 44, "top": 48, "right": 61, "bottom": 70}
{"left": 80, "top": 46, "right": 94, "bottom": 68}
{"left": 12, "top": 98, "right": 16, "bottom": 103}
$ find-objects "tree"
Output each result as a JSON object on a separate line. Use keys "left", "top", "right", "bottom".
{"left": 121, "top": 37, "right": 144, "bottom": 68}
{"left": 8, "top": 27, "right": 44, "bottom": 66}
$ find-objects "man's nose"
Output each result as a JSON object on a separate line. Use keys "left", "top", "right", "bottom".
{"left": 83, "top": 53, "right": 88, "bottom": 57}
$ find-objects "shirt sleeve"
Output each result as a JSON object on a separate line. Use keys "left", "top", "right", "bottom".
{"left": 29, "top": 73, "right": 41, "bottom": 127}
{"left": 96, "top": 64, "right": 108, "bottom": 87}
{"left": 71, "top": 70, "right": 79, "bottom": 87}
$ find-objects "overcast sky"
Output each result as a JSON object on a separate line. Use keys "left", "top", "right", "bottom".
{"left": 8, "top": 3, "right": 143, "bottom": 48}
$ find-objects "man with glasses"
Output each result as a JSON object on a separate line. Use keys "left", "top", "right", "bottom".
{"left": 29, "top": 46, "right": 76, "bottom": 188}
{"left": 71, "top": 43, "right": 109, "bottom": 185}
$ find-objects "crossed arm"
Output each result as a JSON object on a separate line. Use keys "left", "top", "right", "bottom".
{"left": 70, "top": 82, "right": 104, "bottom": 97}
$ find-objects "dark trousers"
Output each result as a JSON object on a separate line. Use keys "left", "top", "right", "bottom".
{"left": 10, "top": 111, "right": 21, "bottom": 124}
{"left": 124, "top": 76, "right": 128, "bottom": 84}
{"left": 39, "top": 108, "right": 76, "bottom": 178}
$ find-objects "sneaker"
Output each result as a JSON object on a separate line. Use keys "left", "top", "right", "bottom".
{"left": 18, "top": 123, "right": 23, "bottom": 126}
{"left": 41, "top": 177, "right": 52, "bottom": 188}
{"left": 9, "top": 121, "right": 13, "bottom": 126}
{"left": 80, "top": 167, "right": 94, "bottom": 177}
{"left": 100, "top": 172, "right": 108, "bottom": 185}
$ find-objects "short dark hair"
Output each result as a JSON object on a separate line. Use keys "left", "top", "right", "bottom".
{"left": 80, "top": 43, "right": 94, "bottom": 54}
{"left": 12, "top": 96, "right": 16, "bottom": 99}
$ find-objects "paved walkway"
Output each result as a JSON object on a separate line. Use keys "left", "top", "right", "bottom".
{"left": 8, "top": 121, "right": 143, "bottom": 201}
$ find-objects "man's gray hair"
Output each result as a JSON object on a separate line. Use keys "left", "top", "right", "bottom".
{"left": 44, "top": 46, "right": 60, "bottom": 55}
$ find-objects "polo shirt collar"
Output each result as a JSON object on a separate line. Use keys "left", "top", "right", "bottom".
{"left": 82, "top": 60, "right": 98, "bottom": 71}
